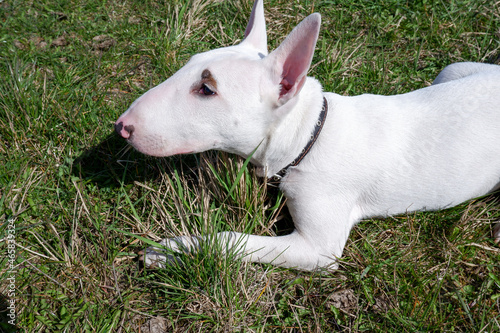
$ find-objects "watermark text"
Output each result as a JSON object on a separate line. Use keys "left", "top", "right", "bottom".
{"left": 5, "top": 216, "right": 16, "bottom": 326}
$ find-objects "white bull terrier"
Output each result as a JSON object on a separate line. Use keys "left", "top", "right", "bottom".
{"left": 115, "top": 0, "right": 500, "bottom": 271}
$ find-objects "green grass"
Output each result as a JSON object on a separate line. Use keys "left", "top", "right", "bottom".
{"left": 1, "top": 0, "right": 500, "bottom": 331}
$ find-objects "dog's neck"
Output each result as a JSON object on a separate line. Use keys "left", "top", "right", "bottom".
{"left": 254, "top": 78, "right": 325, "bottom": 177}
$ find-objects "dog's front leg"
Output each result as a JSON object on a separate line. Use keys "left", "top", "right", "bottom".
{"left": 238, "top": 192, "right": 358, "bottom": 271}
{"left": 141, "top": 195, "right": 357, "bottom": 271}
{"left": 141, "top": 231, "right": 340, "bottom": 271}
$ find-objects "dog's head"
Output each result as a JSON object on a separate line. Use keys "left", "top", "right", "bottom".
{"left": 115, "top": 0, "right": 321, "bottom": 160}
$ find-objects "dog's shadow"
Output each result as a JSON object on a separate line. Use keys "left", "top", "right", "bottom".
{"left": 71, "top": 132, "right": 294, "bottom": 234}
{"left": 72, "top": 132, "right": 202, "bottom": 188}
{"left": 72, "top": 132, "right": 158, "bottom": 187}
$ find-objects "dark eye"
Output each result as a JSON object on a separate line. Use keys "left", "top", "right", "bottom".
{"left": 199, "top": 84, "right": 215, "bottom": 96}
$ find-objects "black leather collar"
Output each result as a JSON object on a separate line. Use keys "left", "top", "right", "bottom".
{"left": 268, "top": 96, "right": 328, "bottom": 185}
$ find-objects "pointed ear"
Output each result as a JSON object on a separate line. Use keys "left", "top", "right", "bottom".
{"left": 265, "top": 13, "right": 321, "bottom": 106}
{"left": 240, "top": 0, "right": 268, "bottom": 55}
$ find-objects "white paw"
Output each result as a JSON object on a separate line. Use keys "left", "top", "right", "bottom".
{"left": 138, "top": 237, "right": 200, "bottom": 268}
{"left": 137, "top": 239, "right": 172, "bottom": 268}
{"left": 139, "top": 247, "right": 168, "bottom": 268}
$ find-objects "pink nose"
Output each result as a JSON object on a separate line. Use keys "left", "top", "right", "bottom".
{"left": 115, "top": 121, "right": 135, "bottom": 139}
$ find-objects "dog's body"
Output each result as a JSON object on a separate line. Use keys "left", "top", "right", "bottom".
{"left": 115, "top": 0, "right": 500, "bottom": 271}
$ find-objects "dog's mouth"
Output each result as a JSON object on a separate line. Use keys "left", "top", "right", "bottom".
{"left": 126, "top": 136, "right": 196, "bottom": 157}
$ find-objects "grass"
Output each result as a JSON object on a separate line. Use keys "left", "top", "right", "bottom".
{"left": 1, "top": 0, "right": 500, "bottom": 331}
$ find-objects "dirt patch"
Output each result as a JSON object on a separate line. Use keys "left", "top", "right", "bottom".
{"left": 14, "top": 36, "right": 48, "bottom": 50}
{"left": 92, "top": 35, "right": 116, "bottom": 51}
{"left": 51, "top": 35, "right": 69, "bottom": 47}
{"left": 327, "top": 289, "right": 357, "bottom": 309}
{"left": 140, "top": 316, "right": 171, "bottom": 333}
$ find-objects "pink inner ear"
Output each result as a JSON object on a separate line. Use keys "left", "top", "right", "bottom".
{"left": 280, "top": 78, "right": 293, "bottom": 97}
{"left": 269, "top": 13, "right": 321, "bottom": 103}
{"left": 279, "top": 57, "right": 306, "bottom": 98}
